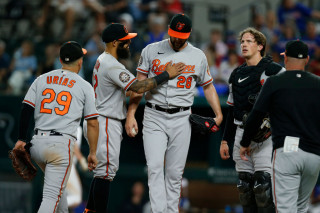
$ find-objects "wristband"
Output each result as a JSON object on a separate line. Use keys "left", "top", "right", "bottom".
{"left": 153, "top": 71, "right": 169, "bottom": 85}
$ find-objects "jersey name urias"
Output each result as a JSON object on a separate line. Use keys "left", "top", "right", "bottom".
{"left": 23, "top": 69, "right": 98, "bottom": 137}
{"left": 137, "top": 39, "right": 212, "bottom": 108}
{"left": 93, "top": 52, "right": 137, "bottom": 120}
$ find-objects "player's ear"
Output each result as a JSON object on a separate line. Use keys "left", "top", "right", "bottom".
{"left": 78, "top": 58, "right": 83, "bottom": 66}
{"left": 258, "top": 44, "right": 263, "bottom": 51}
{"left": 112, "top": 40, "right": 117, "bottom": 47}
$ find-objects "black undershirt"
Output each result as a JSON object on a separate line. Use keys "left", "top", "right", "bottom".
{"left": 18, "top": 103, "right": 34, "bottom": 142}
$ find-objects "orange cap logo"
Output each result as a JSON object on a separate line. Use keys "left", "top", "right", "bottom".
{"left": 176, "top": 22, "right": 185, "bottom": 31}
{"left": 124, "top": 26, "right": 128, "bottom": 34}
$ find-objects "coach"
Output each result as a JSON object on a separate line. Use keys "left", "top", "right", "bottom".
{"left": 239, "top": 40, "right": 320, "bottom": 213}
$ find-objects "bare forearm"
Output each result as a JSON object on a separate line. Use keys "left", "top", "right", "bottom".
{"left": 127, "top": 92, "right": 143, "bottom": 117}
{"left": 203, "top": 84, "right": 223, "bottom": 123}
{"left": 86, "top": 119, "right": 99, "bottom": 154}
{"left": 128, "top": 78, "right": 157, "bottom": 94}
{"left": 127, "top": 72, "right": 148, "bottom": 116}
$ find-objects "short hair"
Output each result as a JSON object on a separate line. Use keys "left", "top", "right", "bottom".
{"left": 239, "top": 27, "right": 267, "bottom": 57}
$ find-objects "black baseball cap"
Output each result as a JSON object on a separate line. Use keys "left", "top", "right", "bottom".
{"left": 60, "top": 41, "right": 87, "bottom": 63}
{"left": 280, "top": 40, "right": 309, "bottom": 59}
{"left": 102, "top": 23, "right": 137, "bottom": 43}
{"left": 168, "top": 14, "right": 192, "bottom": 39}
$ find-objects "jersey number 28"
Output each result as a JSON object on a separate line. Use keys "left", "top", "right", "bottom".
{"left": 40, "top": 88, "right": 72, "bottom": 116}
{"left": 177, "top": 76, "right": 192, "bottom": 89}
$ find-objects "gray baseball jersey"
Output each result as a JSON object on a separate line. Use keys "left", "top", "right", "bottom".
{"left": 23, "top": 69, "right": 98, "bottom": 137}
{"left": 137, "top": 39, "right": 213, "bottom": 213}
{"left": 137, "top": 39, "right": 213, "bottom": 108}
{"left": 93, "top": 52, "right": 137, "bottom": 120}
{"left": 24, "top": 68, "right": 98, "bottom": 213}
{"left": 90, "top": 52, "right": 136, "bottom": 180}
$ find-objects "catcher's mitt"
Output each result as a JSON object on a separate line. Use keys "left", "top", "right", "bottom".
{"left": 8, "top": 144, "right": 37, "bottom": 181}
{"left": 189, "top": 114, "right": 219, "bottom": 135}
{"left": 252, "top": 117, "right": 271, "bottom": 143}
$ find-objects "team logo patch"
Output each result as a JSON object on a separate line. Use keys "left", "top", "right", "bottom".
{"left": 119, "top": 72, "right": 130, "bottom": 83}
{"left": 138, "top": 56, "right": 143, "bottom": 67}
{"left": 124, "top": 26, "right": 128, "bottom": 34}
{"left": 205, "top": 121, "right": 210, "bottom": 127}
{"left": 176, "top": 22, "right": 185, "bottom": 31}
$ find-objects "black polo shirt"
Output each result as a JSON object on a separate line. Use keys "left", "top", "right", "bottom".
{"left": 252, "top": 70, "right": 320, "bottom": 156}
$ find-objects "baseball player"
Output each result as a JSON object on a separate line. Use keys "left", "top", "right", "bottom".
{"left": 125, "top": 14, "right": 223, "bottom": 213}
{"left": 219, "top": 28, "right": 284, "bottom": 213}
{"left": 83, "top": 23, "right": 185, "bottom": 213}
{"left": 13, "top": 41, "right": 99, "bottom": 213}
{"left": 240, "top": 40, "right": 320, "bottom": 213}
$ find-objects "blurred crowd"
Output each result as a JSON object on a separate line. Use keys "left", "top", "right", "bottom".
{"left": 1, "top": 0, "right": 320, "bottom": 96}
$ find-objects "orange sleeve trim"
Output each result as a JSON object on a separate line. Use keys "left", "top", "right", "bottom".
{"left": 23, "top": 100, "right": 35, "bottom": 107}
{"left": 200, "top": 79, "right": 213, "bottom": 86}
{"left": 137, "top": 68, "right": 149, "bottom": 73}
{"left": 227, "top": 101, "right": 234, "bottom": 106}
{"left": 84, "top": 113, "right": 99, "bottom": 119}
{"left": 124, "top": 78, "right": 137, "bottom": 91}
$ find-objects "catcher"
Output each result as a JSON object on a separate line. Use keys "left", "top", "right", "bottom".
{"left": 10, "top": 41, "right": 99, "bottom": 213}
{"left": 220, "top": 28, "right": 285, "bottom": 213}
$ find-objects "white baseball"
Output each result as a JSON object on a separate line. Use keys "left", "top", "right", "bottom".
{"left": 132, "top": 128, "right": 137, "bottom": 136}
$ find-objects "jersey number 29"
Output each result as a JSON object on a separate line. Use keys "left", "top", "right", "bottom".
{"left": 40, "top": 88, "right": 72, "bottom": 116}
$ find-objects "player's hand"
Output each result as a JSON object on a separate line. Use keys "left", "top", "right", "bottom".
{"left": 240, "top": 146, "right": 251, "bottom": 161}
{"left": 87, "top": 153, "right": 98, "bottom": 171}
{"left": 165, "top": 61, "right": 185, "bottom": 79}
{"left": 220, "top": 140, "right": 230, "bottom": 160}
{"left": 125, "top": 116, "right": 138, "bottom": 138}
{"left": 214, "top": 116, "right": 223, "bottom": 127}
{"left": 14, "top": 140, "right": 26, "bottom": 151}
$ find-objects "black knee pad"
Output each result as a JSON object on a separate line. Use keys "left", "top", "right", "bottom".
{"left": 237, "top": 172, "right": 256, "bottom": 207}
{"left": 253, "top": 171, "right": 274, "bottom": 209}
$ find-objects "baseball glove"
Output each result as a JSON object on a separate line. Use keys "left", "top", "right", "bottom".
{"left": 189, "top": 114, "right": 219, "bottom": 135}
{"left": 8, "top": 144, "right": 37, "bottom": 181}
{"left": 252, "top": 117, "right": 271, "bottom": 143}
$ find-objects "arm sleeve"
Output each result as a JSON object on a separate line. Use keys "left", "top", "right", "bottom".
{"left": 240, "top": 110, "right": 265, "bottom": 147}
{"left": 252, "top": 77, "right": 273, "bottom": 113}
{"left": 22, "top": 77, "right": 38, "bottom": 107}
{"left": 83, "top": 83, "right": 99, "bottom": 119}
{"left": 222, "top": 106, "right": 237, "bottom": 143}
{"left": 136, "top": 46, "right": 150, "bottom": 74}
{"left": 107, "top": 66, "right": 137, "bottom": 91}
{"left": 18, "top": 103, "right": 34, "bottom": 142}
{"left": 240, "top": 78, "right": 273, "bottom": 147}
{"left": 198, "top": 56, "right": 213, "bottom": 87}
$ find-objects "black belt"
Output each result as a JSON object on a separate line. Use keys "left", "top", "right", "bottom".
{"left": 146, "top": 102, "right": 190, "bottom": 114}
{"left": 34, "top": 129, "right": 63, "bottom": 136}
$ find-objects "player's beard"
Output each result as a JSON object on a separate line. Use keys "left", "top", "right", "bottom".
{"left": 170, "top": 37, "right": 187, "bottom": 52}
{"left": 117, "top": 46, "right": 130, "bottom": 59}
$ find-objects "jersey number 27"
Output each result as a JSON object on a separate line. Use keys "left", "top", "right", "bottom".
{"left": 40, "top": 88, "right": 72, "bottom": 116}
